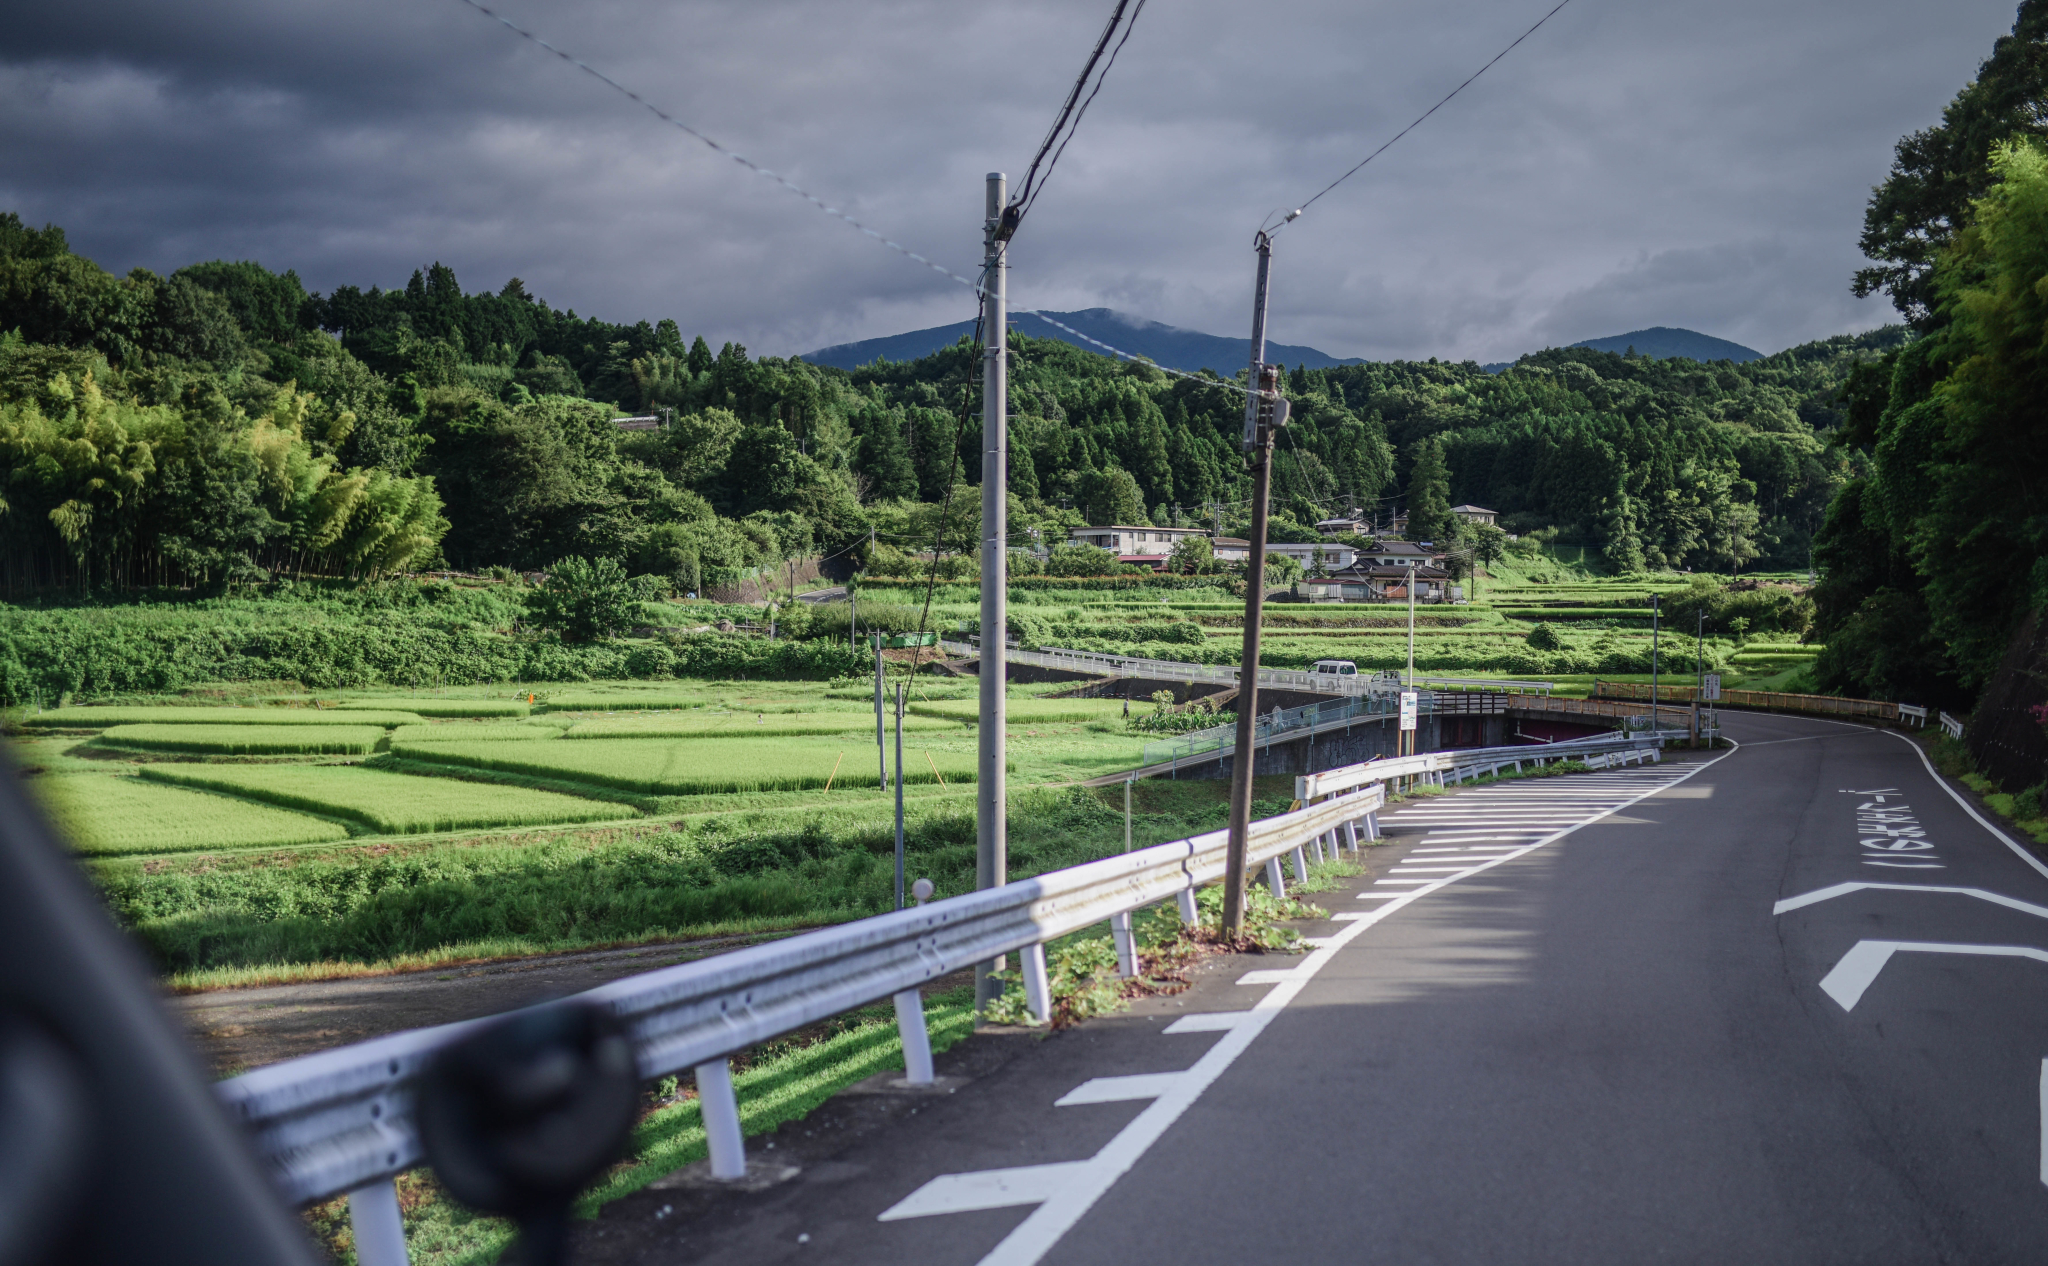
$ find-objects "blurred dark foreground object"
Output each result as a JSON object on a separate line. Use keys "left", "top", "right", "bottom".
{"left": 0, "top": 751, "right": 319, "bottom": 1266}
{"left": 418, "top": 1002, "right": 639, "bottom": 1266}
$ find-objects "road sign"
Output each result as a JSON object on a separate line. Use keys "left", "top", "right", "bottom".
{"left": 1703, "top": 673, "right": 1721, "bottom": 702}
{"left": 1399, "top": 691, "right": 1418, "bottom": 731}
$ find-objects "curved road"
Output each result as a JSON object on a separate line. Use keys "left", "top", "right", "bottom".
{"left": 587, "top": 711, "right": 2048, "bottom": 1264}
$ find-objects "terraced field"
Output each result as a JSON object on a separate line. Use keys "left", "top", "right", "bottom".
{"left": 396, "top": 735, "right": 978, "bottom": 794}
{"left": 139, "top": 765, "right": 625, "bottom": 833}
{"left": 33, "top": 773, "right": 351, "bottom": 854}
{"left": 559, "top": 711, "right": 960, "bottom": 740}
{"left": 91, "top": 723, "right": 388, "bottom": 756}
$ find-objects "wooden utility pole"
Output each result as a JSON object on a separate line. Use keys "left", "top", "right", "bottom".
{"left": 1223, "top": 230, "right": 1288, "bottom": 939}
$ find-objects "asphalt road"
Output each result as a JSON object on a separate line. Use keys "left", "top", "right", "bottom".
{"left": 584, "top": 712, "right": 2048, "bottom": 1265}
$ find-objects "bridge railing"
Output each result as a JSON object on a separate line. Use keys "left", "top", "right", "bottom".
{"left": 215, "top": 773, "right": 1395, "bottom": 1265}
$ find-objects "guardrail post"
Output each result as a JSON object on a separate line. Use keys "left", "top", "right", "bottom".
{"left": 894, "top": 989, "right": 935, "bottom": 1084}
{"left": 1177, "top": 886, "right": 1199, "bottom": 924}
{"left": 1264, "top": 856, "right": 1287, "bottom": 900}
{"left": 1021, "top": 942, "right": 1052, "bottom": 1022}
{"left": 1109, "top": 911, "right": 1138, "bottom": 978}
{"left": 697, "top": 1058, "right": 747, "bottom": 1179}
{"left": 1342, "top": 820, "right": 1360, "bottom": 854}
{"left": 348, "top": 1179, "right": 409, "bottom": 1266}
{"left": 1291, "top": 844, "right": 1310, "bottom": 884}
{"left": 1363, "top": 810, "right": 1379, "bottom": 841}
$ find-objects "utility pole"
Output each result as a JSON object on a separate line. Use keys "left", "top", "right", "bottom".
{"left": 1223, "top": 230, "right": 1286, "bottom": 940}
{"left": 894, "top": 683, "right": 907, "bottom": 910}
{"left": 1650, "top": 592, "right": 1661, "bottom": 721}
{"left": 1406, "top": 560, "right": 1417, "bottom": 689}
{"left": 975, "top": 172, "right": 1010, "bottom": 1012}
{"left": 874, "top": 634, "right": 886, "bottom": 792}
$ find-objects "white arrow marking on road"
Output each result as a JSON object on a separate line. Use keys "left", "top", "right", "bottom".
{"left": 878, "top": 1161, "right": 1093, "bottom": 1219}
{"left": 1774, "top": 882, "right": 2048, "bottom": 920}
{"left": 1818, "top": 940, "right": 2048, "bottom": 1011}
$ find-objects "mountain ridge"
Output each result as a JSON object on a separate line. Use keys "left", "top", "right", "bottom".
{"left": 803, "top": 309, "right": 1766, "bottom": 375}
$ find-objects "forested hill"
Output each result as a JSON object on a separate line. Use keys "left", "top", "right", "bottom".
{"left": 806, "top": 307, "right": 1368, "bottom": 375}
{"left": 0, "top": 208, "right": 1900, "bottom": 601}
{"left": 1570, "top": 327, "right": 1763, "bottom": 363}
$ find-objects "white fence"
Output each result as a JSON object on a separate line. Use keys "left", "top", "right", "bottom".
{"left": 1939, "top": 710, "right": 1965, "bottom": 739}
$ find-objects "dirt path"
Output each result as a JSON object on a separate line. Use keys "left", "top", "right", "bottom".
{"left": 172, "top": 934, "right": 794, "bottom": 1076}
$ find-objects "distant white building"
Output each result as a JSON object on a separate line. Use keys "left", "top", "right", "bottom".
{"left": 1067, "top": 525, "right": 1209, "bottom": 565}
{"left": 1315, "top": 517, "right": 1366, "bottom": 537}
{"left": 1451, "top": 504, "right": 1499, "bottom": 526}
{"left": 1201, "top": 537, "right": 1358, "bottom": 570}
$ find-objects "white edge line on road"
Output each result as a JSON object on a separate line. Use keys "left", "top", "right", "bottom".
{"left": 955, "top": 745, "right": 1738, "bottom": 1266}
{"left": 2039, "top": 1058, "right": 2047, "bottom": 1190}
{"left": 1819, "top": 940, "right": 2048, "bottom": 1011}
{"left": 1883, "top": 730, "right": 2048, "bottom": 883}
{"left": 1774, "top": 882, "right": 2048, "bottom": 920}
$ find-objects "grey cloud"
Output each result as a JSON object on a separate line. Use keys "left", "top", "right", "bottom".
{"left": 0, "top": 0, "right": 2028, "bottom": 361}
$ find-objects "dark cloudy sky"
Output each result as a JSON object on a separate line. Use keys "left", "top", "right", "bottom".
{"left": 0, "top": 0, "right": 2024, "bottom": 362}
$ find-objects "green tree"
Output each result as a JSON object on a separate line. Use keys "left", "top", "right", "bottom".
{"left": 1470, "top": 523, "right": 1508, "bottom": 596}
{"left": 526, "top": 555, "right": 644, "bottom": 642}
{"left": 1168, "top": 534, "right": 1215, "bottom": 574}
{"left": 1854, "top": 1, "right": 2048, "bottom": 325}
{"left": 1404, "top": 436, "right": 1453, "bottom": 542}
{"left": 1078, "top": 466, "right": 1147, "bottom": 525}
{"left": 854, "top": 405, "right": 918, "bottom": 501}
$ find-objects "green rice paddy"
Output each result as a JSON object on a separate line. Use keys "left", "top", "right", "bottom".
{"left": 90, "top": 723, "right": 389, "bottom": 756}
{"left": 19, "top": 706, "right": 424, "bottom": 729}
{"left": 32, "top": 773, "right": 350, "bottom": 855}
{"left": 558, "top": 712, "right": 961, "bottom": 740}
{"left": 907, "top": 697, "right": 1128, "bottom": 725}
{"left": 138, "top": 764, "right": 625, "bottom": 834}
{"left": 340, "top": 699, "right": 531, "bottom": 717}
{"left": 390, "top": 723, "right": 560, "bottom": 743}
{"left": 395, "top": 735, "right": 979, "bottom": 795}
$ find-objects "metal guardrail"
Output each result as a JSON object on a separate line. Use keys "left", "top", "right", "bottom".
{"left": 216, "top": 779, "right": 1397, "bottom": 1262}
{"left": 1140, "top": 693, "right": 1403, "bottom": 766}
{"left": 1293, "top": 732, "right": 1668, "bottom": 801}
{"left": 1939, "top": 711, "right": 1964, "bottom": 740}
{"left": 1896, "top": 703, "right": 1927, "bottom": 726}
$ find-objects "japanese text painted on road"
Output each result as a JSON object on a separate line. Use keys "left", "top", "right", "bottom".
{"left": 1840, "top": 788, "right": 1942, "bottom": 870}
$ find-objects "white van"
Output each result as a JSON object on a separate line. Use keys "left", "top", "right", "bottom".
{"left": 1312, "top": 659, "right": 1359, "bottom": 676}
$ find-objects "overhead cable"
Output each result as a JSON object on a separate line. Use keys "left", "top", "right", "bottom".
{"left": 455, "top": 0, "right": 985, "bottom": 295}
{"left": 1272, "top": 0, "right": 1576, "bottom": 235}
{"left": 1004, "top": 0, "right": 1152, "bottom": 238}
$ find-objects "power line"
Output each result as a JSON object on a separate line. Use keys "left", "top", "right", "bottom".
{"left": 455, "top": 0, "right": 985, "bottom": 295}
{"left": 1271, "top": 0, "right": 1576, "bottom": 235}
{"left": 1005, "top": 0, "right": 1152, "bottom": 237}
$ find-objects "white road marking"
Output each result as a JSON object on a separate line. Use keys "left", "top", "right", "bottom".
{"left": 1818, "top": 940, "right": 2048, "bottom": 1011}
{"left": 1883, "top": 730, "right": 2048, "bottom": 882}
{"left": 878, "top": 1162, "right": 1093, "bottom": 1219}
{"left": 875, "top": 754, "right": 1732, "bottom": 1263}
{"left": 1161, "top": 1012, "right": 1249, "bottom": 1034}
{"left": 1054, "top": 1073, "right": 1187, "bottom": 1106}
{"left": 2040, "top": 1059, "right": 2047, "bottom": 1190}
{"left": 1774, "top": 882, "right": 2048, "bottom": 921}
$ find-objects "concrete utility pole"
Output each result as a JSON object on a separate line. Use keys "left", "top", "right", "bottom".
{"left": 874, "top": 635, "right": 886, "bottom": 792}
{"left": 1223, "top": 230, "right": 1283, "bottom": 940}
{"left": 1406, "top": 560, "right": 1417, "bottom": 688}
{"left": 1650, "top": 593, "right": 1661, "bottom": 718}
{"left": 975, "top": 172, "right": 1010, "bottom": 1011}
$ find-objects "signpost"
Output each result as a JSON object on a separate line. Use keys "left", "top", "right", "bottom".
{"left": 1398, "top": 689, "right": 1418, "bottom": 758}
